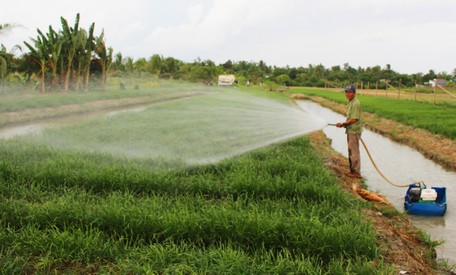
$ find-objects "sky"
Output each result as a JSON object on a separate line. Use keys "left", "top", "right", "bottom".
{"left": 1, "top": 0, "right": 455, "bottom": 75}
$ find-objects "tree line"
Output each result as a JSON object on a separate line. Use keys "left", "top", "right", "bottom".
{"left": 111, "top": 56, "right": 455, "bottom": 90}
{"left": 1, "top": 16, "right": 455, "bottom": 92}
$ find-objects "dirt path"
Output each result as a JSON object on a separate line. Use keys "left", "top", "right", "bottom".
{"left": 291, "top": 94, "right": 456, "bottom": 171}
{"left": 0, "top": 91, "right": 207, "bottom": 128}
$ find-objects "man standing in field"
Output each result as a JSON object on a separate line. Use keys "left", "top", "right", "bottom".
{"left": 337, "top": 84, "right": 363, "bottom": 178}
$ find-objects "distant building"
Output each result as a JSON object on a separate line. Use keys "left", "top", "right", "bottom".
{"left": 429, "top": 79, "right": 447, "bottom": 87}
{"left": 218, "top": 74, "right": 235, "bottom": 87}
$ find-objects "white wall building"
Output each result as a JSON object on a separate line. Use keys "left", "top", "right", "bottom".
{"left": 429, "top": 79, "right": 447, "bottom": 87}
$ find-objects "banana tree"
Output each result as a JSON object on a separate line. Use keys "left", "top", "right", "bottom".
{"left": 0, "top": 56, "right": 6, "bottom": 83}
{"left": 43, "top": 26, "right": 62, "bottom": 89}
{"left": 81, "top": 22, "right": 95, "bottom": 91}
{"left": 73, "top": 29, "right": 88, "bottom": 90}
{"left": 1, "top": 23, "right": 17, "bottom": 83}
{"left": 60, "top": 13, "right": 81, "bottom": 91}
{"left": 0, "top": 23, "right": 13, "bottom": 34}
{"left": 24, "top": 34, "right": 48, "bottom": 92}
{"left": 0, "top": 45, "right": 8, "bottom": 83}
{"left": 95, "top": 31, "right": 113, "bottom": 90}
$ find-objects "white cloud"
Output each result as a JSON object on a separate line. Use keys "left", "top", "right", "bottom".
{"left": 145, "top": 0, "right": 288, "bottom": 57}
{"left": 187, "top": 4, "right": 205, "bottom": 24}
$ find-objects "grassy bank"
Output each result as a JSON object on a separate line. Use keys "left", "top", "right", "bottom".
{"left": 290, "top": 87, "right": 456, "bottom": 140}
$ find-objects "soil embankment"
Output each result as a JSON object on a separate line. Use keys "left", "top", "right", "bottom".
{"left": 308, "top": 131, "right": 446, "bottom": 274}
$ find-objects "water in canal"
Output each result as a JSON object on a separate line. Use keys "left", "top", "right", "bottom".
{"left": 297, "top": 100, "right": 456, "bottom": 264}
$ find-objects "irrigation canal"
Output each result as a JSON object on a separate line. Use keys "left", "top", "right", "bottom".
{"left": 297, "top": 100, "right": 456, "bottom": 265}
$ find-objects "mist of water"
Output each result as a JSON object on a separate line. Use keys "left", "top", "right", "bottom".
{"left": 11, "top": 89, "right": 327, "bottom": 167}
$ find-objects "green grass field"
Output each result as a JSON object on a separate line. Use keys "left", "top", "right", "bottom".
{"left": 290, "top": 87, "right": 456, "bottom": 140}
{"left": 6, "top": 81, "right": 455, "bottom": 272}
{"left": 0, "top": 131, "right": 386, "bottom": 273}
{"left": 0, "top": 83, "right": 397, "bottom": 273}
